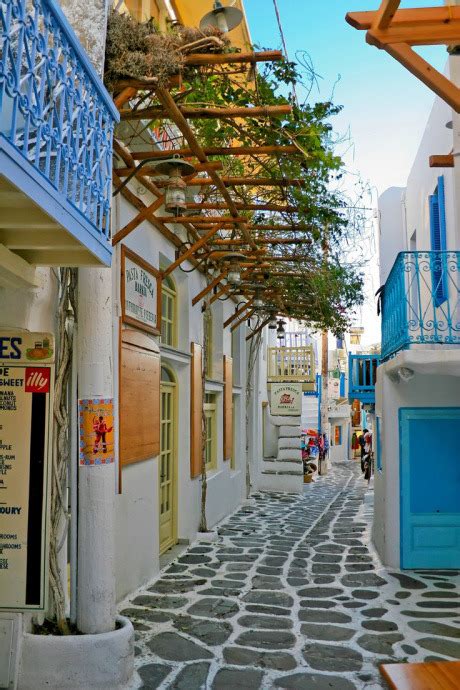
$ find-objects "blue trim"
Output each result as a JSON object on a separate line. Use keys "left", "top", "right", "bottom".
{"left": 339, "top": 372, "right": 345, "bottom": 397}
{"left": 0, "top": 138, "right": 112, "bottom": 265}
{"left": 41, "top": 0, "right": 119, "bottom": 121}
{"left": 348, "top": 353, "right": 380, "bottom": 403}
{"left": 399, "top": 407, "right": 460, "bottom": 569}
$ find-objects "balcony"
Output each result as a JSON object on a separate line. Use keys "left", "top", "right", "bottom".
{"left": 0, "top": 0, "right": 119, "bottom": 267}
{"left": 348, "top": 354, "right": 380, "bottom": 404}
{"left": 267, "top": 345, "right": 316, "bottom": 391}
{"left": 382, "top": 251, "right": 460, "bottom": 361}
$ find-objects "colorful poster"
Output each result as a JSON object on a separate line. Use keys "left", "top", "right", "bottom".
{"left": 0, "top": 331, "right": 54, "bottom": 611}
{"left": 79, "top": 399, "right": 115, "bottom": 466}
{"left": 271, "top": 383, "right": 302, "bottom": 416}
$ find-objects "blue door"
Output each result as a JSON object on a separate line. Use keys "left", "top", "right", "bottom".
{"left": 400, "top": 408, "right": 460, "bottom": 569}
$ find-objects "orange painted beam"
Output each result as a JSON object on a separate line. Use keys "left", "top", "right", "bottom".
{"left": 429, "top": 154, "right": 454, "bottom": 168}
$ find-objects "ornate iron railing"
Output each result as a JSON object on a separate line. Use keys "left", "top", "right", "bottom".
{"left": 267, "top": 345, "right": 316, "bottom": 383}
{"left": 348, "top": 353, "right": 380, "bottom": 403}
{"left": 0, "top": 0, "right": 118, "bottom": 240}
{"left": 382, "top": 251, "right": 460, "bottom": 360}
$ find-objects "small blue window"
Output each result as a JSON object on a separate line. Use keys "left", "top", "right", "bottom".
{"left": 376, "top": 416, "right": 382, "bottom": 472}
{"left": 428, "top": 176, "right": 447, "bottom": 306}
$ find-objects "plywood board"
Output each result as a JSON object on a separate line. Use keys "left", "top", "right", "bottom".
{"left": 190, "top": 342, "right": 203, "bottom": 479}
{"left": 223, "top": 355, "right": 233, "bottom": 461}
{"left": 120, "top": 329, "right": 160, "bottom": 466}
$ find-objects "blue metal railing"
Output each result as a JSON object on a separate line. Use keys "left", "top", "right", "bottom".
{"left": 381, "top": 251, "right": 460, "bottom": 360}
{"left": 348, "top": 353, "right": 380, "bottom": 403}
{"left": 0, "top": 0, "right": 119, "bottom": 241}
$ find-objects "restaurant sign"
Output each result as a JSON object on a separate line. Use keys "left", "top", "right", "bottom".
{"left": 271, "top": 383, "right": 302, "bottom": 416}
{"left": 121, "top": 246, "right": 161, "bottom": 335}
{"left": 0, "top": 331, "right": 54, "bottom": 611}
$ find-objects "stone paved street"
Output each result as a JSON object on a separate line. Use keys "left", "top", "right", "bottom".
{"left": 122, "top": 463, "right": 460, "bottom": 689}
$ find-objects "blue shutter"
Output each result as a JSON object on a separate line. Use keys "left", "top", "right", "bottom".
{"left": 429, "top": 177, "right": 447, "bottom": 306}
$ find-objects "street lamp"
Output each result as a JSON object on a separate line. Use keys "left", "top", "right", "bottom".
{"left": 200, "top": 1, "right": 243, "bottom": 34}
{"left": 277, "top": 319, "right": 286, "bottom": 338}
{"left": 151, "top": 155, "right": 196, "bottom": 215}
{"left": 253, "top": 287, "right": 264, "bottom": 309}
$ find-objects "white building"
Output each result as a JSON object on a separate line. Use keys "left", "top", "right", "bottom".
{"left": 375, "top": 56, "right": 460, "bottom": 570}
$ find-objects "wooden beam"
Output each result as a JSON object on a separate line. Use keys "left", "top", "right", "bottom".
{"left": 429, "top": 154, "right": 455, "bottom": 168}
{"left": 154, "top": 176, "right": 306, "bottom": 188}
{"left": 114, "top": 86, "right": 138, "bottom": 109}
{"left": 246, "top": 317, "right": 271, "bottom": 341}
{"left": 120, "top": 104, "right": 292, "bottom": 121}
{"left": 154, "top": 215, "right": 245, "bottom": 224}
{"left": 114, "top": 162, "right": 223, "bottom": 177}
{"left": 112, "top": 195, "right": 164, "bottom": 245}
{"left": 347, "top": 6, "right": 460, "bottom": 32}
{"left": 223, "top": 299, "right": 254, "bottom": 328}
{"left": 231, "top": 308, "right": 255, "bottom": 332}
{"left": 372, "top": 0, "right": 400, "bottom": 31}
{"left": 384, "top": 42, "right": 460, "bottom": 113}
{"left": 185, "top": 202, "right": 296, "bottom": 213}
{"left": 212, "top": 238, "right": 306, "bottom": 245}
{"left": 183, "top": 50, "right": 284, "bottom": 66}
{"left": 191, "top": 271, "right": 228, "bottom": 306}
{"left": 132, "top": 145, "right": 298, "bottom": 160}
{"left": 162, "top": 225, "right": 223, "bottom": 276}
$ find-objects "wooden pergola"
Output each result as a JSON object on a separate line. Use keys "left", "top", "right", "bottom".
{"left": 111, "top": 47, "right": 321, "bottom": 332}
{"left": 346, "top": 0, "right": 460, "bottom": 112}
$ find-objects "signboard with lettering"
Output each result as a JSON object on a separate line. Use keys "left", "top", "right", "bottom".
{"left": 0, "top": 331, "right": 54, "bottom": 611}
{"left": 121, "top": 246, "right": 161, "bottom": 335}
{"left": 270, "top": 383, "right": 302, "bottom": 416}
{"left": 328, "top": 377, "right": 341, "bottom": 399}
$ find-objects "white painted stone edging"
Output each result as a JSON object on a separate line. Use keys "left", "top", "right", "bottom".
{"left": 18, "top": 615, "right": 134, "bottom": 690}
{"left": 197, "top": 530, "right": 219, "bottom": 543}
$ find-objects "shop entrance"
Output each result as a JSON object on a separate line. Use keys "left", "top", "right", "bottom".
{"left": 400, "top": 408, "right": 460, "bottom": 569}
{"left": 159, "top": 366, "right": 177, "bottom": 554}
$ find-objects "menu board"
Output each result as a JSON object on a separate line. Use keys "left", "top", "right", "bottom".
{"left": 121, "top": 246, "right": 161, "bottom": 335}
{"left": 0, "top": 331, "right": 54, "bottom": 611}
{"left": 270, "top": 383, "right": 302, "bottom": 416}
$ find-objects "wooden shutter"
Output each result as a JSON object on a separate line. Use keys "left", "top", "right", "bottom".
{"left": 190, "top": 342, "right": 203, "bottom": 478}
{"left": 119, "top": 329, "right": 160, "bottom": 467}
{"left": 223, "top": 355, "right": 233, "bottom": 461}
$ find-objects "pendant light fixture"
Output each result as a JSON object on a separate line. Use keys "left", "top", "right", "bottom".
{"left": 199, "top": 0, "right": 243, "bottom": 34}
{"left": 151, "top": 155, "right": 196, "bottom": 215}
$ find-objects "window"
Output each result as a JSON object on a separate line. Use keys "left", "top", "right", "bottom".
{"left": 204, "top": 309, "right": 213, "bottom": 378}
{"left": 161, "top": 275, "right": 177, "bottom": 347}
{"left": 429, "top": 176, "right": 447, "bottom": 306}
{"left": 204, "top": 393, "right": 217, "bottom": 471}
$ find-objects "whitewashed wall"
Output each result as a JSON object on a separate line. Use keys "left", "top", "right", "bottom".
{"left": 112, "top": 190, "right": 251, "bottom": 600}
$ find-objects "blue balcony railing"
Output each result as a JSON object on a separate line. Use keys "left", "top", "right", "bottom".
{"left": 0, "top": 0, "right": 119, "bottom": 263}
{"left": 348, "top": 353, "right": 380, "bottom": 404}
{"left": 381, "top": 251, "right": 460, "bottom": 360}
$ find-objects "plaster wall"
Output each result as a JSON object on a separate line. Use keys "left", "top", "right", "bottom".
{"left": 378, "top": 187, "right": 405, "bottom": 285}
{"left": 374, "top": 354, "right": 460, "bottom": 567}
{"left": 112, "top": 191, "right": 248, "bottom": 599}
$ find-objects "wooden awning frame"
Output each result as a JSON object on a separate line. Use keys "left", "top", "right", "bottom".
{"left": 346, "top": 1, "right": 460, "bottom": 113}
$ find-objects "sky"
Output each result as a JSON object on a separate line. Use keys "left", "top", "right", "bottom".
{"left": 243, "top": 0, "right": 448, "bottom": 344}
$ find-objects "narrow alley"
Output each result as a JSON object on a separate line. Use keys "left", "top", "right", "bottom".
{"left": 122, "top": 464, "right": 460, "bottom": 689}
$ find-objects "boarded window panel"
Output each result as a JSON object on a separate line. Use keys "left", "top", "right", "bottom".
{"left": 223, "top": 355, "right": 233, "bottom": 461}
{"left": 120, "top": 329, "right": 160, "bottom": 466}
{"left": 190, "top": 342, "right": 203, "bottom": 479}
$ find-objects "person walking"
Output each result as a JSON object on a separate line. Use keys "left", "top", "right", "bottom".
{"left": 359, "top": 429, "right": 368, "bottom": 472}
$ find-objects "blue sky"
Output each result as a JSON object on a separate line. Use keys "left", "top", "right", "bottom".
{"left": 244, "top": 1, "right": 447, "bottom": 342}
{"left": 244, "top": 0, "right": 446, "bottom": 195}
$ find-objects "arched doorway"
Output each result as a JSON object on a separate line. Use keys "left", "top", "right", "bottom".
{"left": 159, "top": 365, "right": 177, "bottom": 554}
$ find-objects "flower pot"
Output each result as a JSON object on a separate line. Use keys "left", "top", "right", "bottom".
{"left": 18, "top": 615, "right": 134, "bottom": 690}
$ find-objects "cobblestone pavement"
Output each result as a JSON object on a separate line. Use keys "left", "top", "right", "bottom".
{"left": 122, "top": 463, "right": 460, "bottom": 689}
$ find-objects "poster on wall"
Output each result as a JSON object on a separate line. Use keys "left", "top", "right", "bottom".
{"left": 121, "top": 246, "right": 162, "bottom": 335}
{"left": 0, "top": 331, "right": 54, "bottom": 611}
{"left": 79, "top": 399, "right": 115, "bottom": 466}
{"left": 271, "top": 383, "right": 302, "bottom": 416}
{"left": 328, "top": 377, "right": 341, "bottom": 399}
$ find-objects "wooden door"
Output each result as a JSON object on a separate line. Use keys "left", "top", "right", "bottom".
{"left": 400, "top": 408, "right": 460, "bottom": 569}
{"left": 159, "top": 368, "right": 177, "bottom": 554}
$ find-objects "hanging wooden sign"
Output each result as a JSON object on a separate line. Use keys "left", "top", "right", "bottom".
{"left": 0, "top": 331, "right": 54, "bottom": 611}
{"left": 121, "top": 246, "right": 162, "bottom": 335}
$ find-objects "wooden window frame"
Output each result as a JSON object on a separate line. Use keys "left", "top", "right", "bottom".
{"left": 223, "top": 355, "right": 233, "bottom": 462}
{"left": 190, "top": 342, "right": 203, "bottom": 479}
{"left": 161, "top": 275, "right": 178, "bottom": 348}
{"left": 121, "top": 245, "right": 162, "bottom": 336}
{"left": 204, "top": 393, "right": 217, "bottom": 472}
